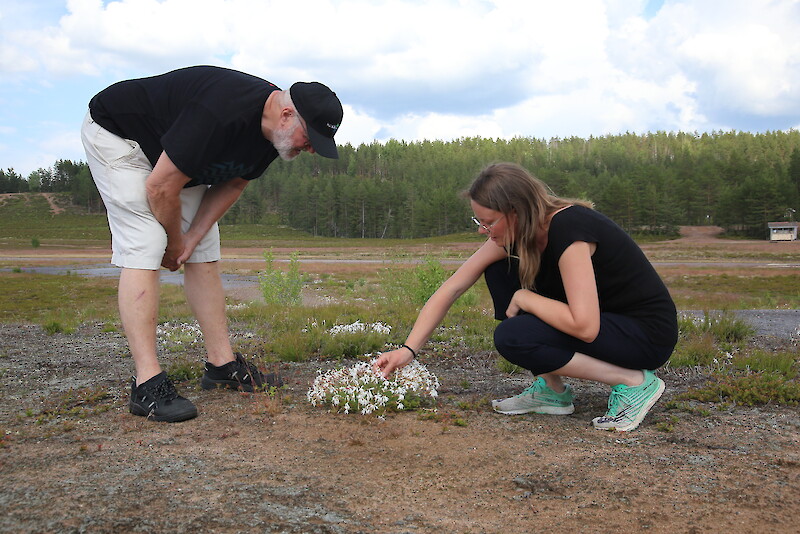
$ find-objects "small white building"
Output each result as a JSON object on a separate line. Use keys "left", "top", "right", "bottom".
{"left": 767, "top": 221, "right": 799, "bottom": 241}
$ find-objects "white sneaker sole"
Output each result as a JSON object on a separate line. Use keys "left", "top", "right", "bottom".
{"left": 491, "top": 401, "right": 575, "bottom": 416}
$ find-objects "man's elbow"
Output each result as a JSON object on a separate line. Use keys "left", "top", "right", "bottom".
{"left": 145, "top": 178, "right": 181, "bottom": 203}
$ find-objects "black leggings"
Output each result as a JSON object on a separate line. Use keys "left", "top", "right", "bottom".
{"left": 484, "top": 259, "right": 673, "bottom": 375}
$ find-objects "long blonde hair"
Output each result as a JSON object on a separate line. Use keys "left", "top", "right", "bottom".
{"left": 468, "top": 163, "right": 593, "bottom": 289}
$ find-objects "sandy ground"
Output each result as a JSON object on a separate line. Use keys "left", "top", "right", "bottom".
{"left": 0, "top": 226, "right": 799, "bottom": 533}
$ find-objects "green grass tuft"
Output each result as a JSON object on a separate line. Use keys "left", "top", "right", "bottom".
{"left": 679, "top": 372, "right": 800, "bottom": 406}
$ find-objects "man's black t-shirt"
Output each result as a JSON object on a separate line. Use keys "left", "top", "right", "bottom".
{"left": 535, "top": 205, "right": 678, "bottom": 347}
{"left": 89, "top": 66, "right": 280, "bottom": 186}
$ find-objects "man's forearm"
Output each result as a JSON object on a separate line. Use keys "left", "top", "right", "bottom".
{"left": 145, "top": 152, "right": 192, "bottom": 261}
{"left": 148, "top": 193, "right": 184, "bottom": 243}
{"left": 185, "top": 178, "right": 248, "bottom": 242}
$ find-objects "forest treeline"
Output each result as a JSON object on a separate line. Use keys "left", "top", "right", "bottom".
{"left": 0, "top": 159, "right": 102, "bottom": 212}
{"left": 3, "top": 130, "right": 800, "bottom": 239}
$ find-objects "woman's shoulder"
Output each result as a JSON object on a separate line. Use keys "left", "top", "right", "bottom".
{"left": 549, "top": 204, "right": 597, "bottom": 229}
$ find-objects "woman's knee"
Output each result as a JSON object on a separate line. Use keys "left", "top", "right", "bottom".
{"left": 493, "top": 318, "right": 538, "bottom": 364}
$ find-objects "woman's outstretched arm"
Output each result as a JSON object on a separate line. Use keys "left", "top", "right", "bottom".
{"left": 373, "top": 240, "right": 507, "bottom": 377}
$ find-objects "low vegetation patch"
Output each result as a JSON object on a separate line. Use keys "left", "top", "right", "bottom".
{"left": 0, "top": 272, "right": 189, "bottom": 331}
{"left": 26, "top": 385, "right": 113, "bottom": 425}
{"left": 0, "top": 193, "right": 110, "bottom": 243}
{"left": 1, "top": 232, "right": 798, "bottom": 409}
{"left": 679, "top": 372, "right": 800, "bottom": 406}
{"left": 667, "top": 274, "right": 800, "bottom": 309}
{"left": 0, "top": 273, "right": 118, "bottom": 330}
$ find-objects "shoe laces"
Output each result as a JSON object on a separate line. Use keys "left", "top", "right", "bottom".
{"left": 605, "top": 386, "right": 633, "bottom": 418}
{"left": 146, "top": 377, "right": 179, "bottom": 402}
{"left": 233, "top": 354, "right": 263, "bottom": 380}
{"left": 519, "top": 383, "right": 540, "bottom": 398}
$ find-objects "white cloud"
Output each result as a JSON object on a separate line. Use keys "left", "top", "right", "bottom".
{"left": 335, "top": 104, "right": 383, "bottom": 145}
{"left": 1, "top": 0, "right": 800, "bottom": 176}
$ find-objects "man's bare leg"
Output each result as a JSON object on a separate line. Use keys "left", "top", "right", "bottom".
{"left": 118, "top": 268, "right": 162, "bottom": 385}
{"left": 183, "top": 261, "right": 235, "bottom": 367}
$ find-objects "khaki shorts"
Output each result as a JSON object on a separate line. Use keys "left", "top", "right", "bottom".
{"left": 80, "top": 111, "right": 220, "bottom": 269}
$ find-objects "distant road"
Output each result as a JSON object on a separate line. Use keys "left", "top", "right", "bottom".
{"left": 3, "top": 257, "right": 799, "bottom": 287}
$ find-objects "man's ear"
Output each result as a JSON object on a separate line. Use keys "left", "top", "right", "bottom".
{"left": 280, "top": 107, "right": 297, "bottom": 125}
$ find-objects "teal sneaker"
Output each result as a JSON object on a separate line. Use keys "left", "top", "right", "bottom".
{"left": 592, "top": 370, "right": 665, "bottom": 432}
{"left": 492, "top": 377, "right": 575, "bottom": 415}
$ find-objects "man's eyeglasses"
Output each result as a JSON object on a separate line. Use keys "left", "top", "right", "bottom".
{"left": 471, "top": 215, "right": 504, "bottom": 232}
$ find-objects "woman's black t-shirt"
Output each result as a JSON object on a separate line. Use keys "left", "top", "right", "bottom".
{"left": 535, "top": 205, "right": 678, "bottom": 347}
{"left": 89, "top": 66, "right": 279, "bottom": 186}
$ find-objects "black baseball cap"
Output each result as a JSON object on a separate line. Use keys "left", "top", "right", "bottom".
{"left": 290, "top": 82, "right": 343, "bottom": 159}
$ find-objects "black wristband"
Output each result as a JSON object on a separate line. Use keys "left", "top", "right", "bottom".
{"left": 400, "top": 344, "right": 417, "bottom": 358}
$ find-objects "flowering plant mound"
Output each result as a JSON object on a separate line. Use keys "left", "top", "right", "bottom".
{"left": 157, "top": 321, "right": 204, "bottom": 352}
{"left": 307, "top": 359, "right": 439, "bottom": 416}
{"left": 327, "top": 321, "right": 392, "bottom": 336}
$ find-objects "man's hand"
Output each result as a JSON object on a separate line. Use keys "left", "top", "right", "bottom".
{"left": 161, "top": 241, "right": 185, "bottom": 271}
{"left": 175, "top": 233, "right": 202, "bottom": 267}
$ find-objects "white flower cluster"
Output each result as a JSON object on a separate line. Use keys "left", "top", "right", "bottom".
{"left": 712, "top": 351, "right": 735, "bottom": 367}
{"left": 307, "top": 359, "right": 439, "bottom": 416}
{"left": 301, "top": 319, "right": 324, "bottom": 333}
{"left": 156, "top": 321, "right": 203, "bottom": 351}
{"left": 327, "top": 321, "right": 392, "bottom": 336}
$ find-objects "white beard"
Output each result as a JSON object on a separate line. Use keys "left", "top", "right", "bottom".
{"left": 273, "top": 120, "right": 300, "bottom": 161}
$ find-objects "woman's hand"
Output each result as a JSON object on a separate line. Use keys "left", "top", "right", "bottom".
{"left": 506, "top": 289, "right": 528, "bottom": 318}
{"left": 372, "top": 348, "right": 415, "bottom": 378}
{"left": 503, "top": 242, "right": 600, "bottom": 342}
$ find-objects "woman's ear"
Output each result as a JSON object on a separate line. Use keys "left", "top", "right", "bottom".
{"left": 508, "top": 210, "right": 518, "bottom": 231}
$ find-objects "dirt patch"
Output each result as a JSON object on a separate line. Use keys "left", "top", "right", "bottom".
{"left": 1, "top": 320, "right": 798, "bottom": 533}
{"left": 41, "top": 192, "right": 65, "bottom": 215}
{"left": 677, "top": 225, "right": 725, "bottom": 241}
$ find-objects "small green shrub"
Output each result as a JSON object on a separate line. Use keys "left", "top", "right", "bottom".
{"left": 383, "top": 256, "right": 477, "bottom": 307}
{"left": 654, "top": 415, "right": 679, "bottom": 432}
{"left": 668, "top": 333, "right": 719, "bottom": 367}
{"left": 259, "top": 250, "right": 304, "bottom": 305}
{"left": 43, "top": 320, "right": 68, "bottom": 335}
{"left": 321, "top": 332, "right": 389, "bottom": 359}
{"left": 678, "top": 311, "right": 755, "bottom": 343}
{"left": 413, "top": 257, "right": 447, "bottom": 304}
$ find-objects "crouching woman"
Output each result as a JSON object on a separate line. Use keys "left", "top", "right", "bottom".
{"left": 374, "top": 162, "right": 677, "bottom": 431}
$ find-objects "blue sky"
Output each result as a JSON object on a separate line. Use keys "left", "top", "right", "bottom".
{"left": 1, "top": 0, "right": 799, "bottom": 177}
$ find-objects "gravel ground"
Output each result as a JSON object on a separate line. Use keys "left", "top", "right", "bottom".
{"left": 0, "top": 314, "right": 798, "bottom": 533}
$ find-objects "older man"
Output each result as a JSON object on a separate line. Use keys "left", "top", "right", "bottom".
{"left": 81, "top": 66, "right": 343, "bottom": 422}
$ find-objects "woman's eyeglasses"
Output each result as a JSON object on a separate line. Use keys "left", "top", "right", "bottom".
{"left": 471, "top": 215, "right": 504, "bottom": 232}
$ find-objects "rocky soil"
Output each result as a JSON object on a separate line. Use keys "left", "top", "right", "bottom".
{"left": 0, "top": 317, "right": 798, "bottom": 534}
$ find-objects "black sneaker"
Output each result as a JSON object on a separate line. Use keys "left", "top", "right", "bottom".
{"left": 129, "top": 372, "right": 198, "bottom": 422}
{"left": 201, "top": 353, "right": 283, "bottom": 392}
